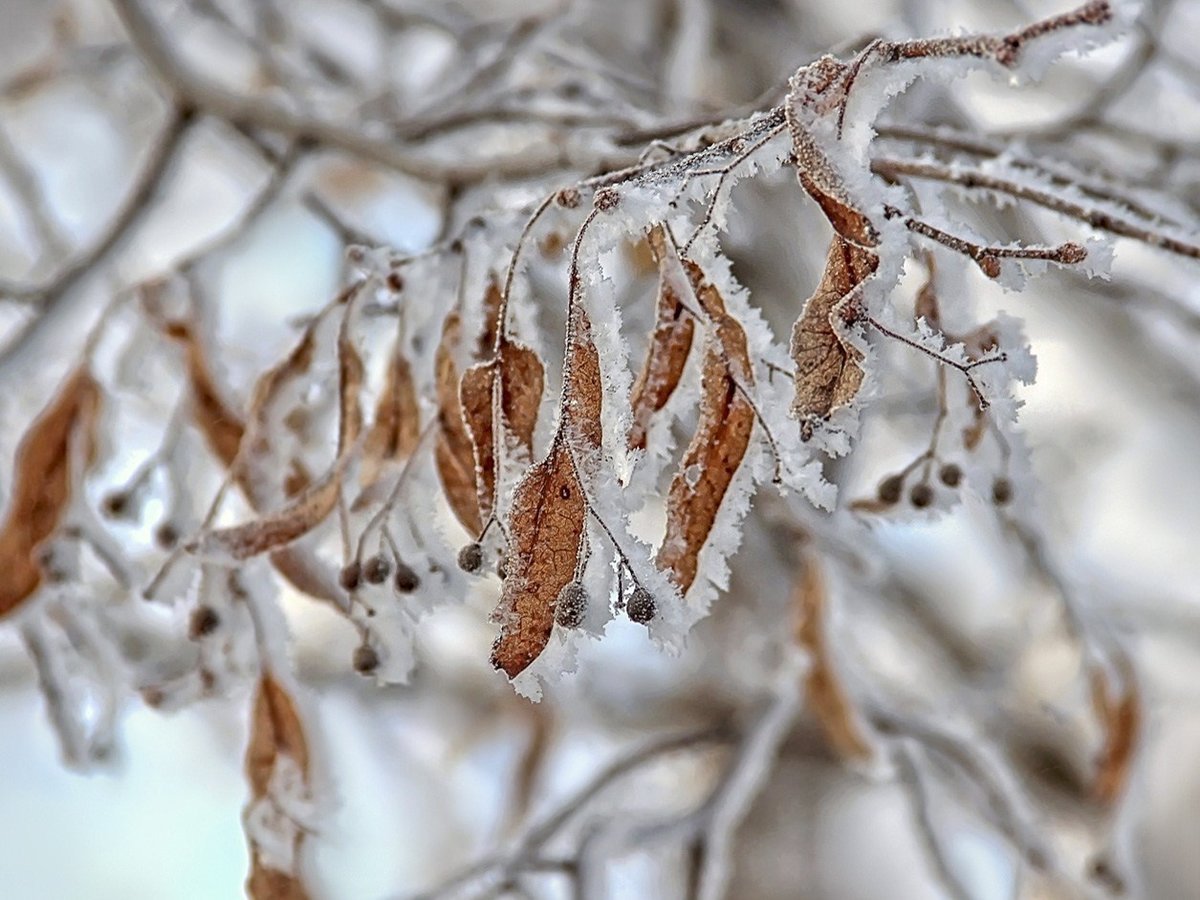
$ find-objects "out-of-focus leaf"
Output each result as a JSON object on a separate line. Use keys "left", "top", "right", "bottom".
{"left": 245, "top": 674, "right": 311, "bottom": 900}
{"left": 1090, "top": 664, "right": 1140, "bottom": 805}
{"left": 0, "top": 367, "right": 100, "bottom": 618}
{"left": 193, "top": 469, "right": 342, "bottom": 561}
{"left": 434, "top": 311, "right": 484, "bottom": 536}
{"left": 793, "top": 551, "right": 872, "bottom": 760}
{"left": 359, "top": 341, "right": 420, "bottom": 491}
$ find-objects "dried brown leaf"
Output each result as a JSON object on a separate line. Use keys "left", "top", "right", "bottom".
{"left": 490, "top": 305, "right": 602, "bottom": 678}
{"left": 657, "top": 276, "right": 754, "bottom": 595}
{"left": 628, "top": 225, "right": 696, "bottom": 451}
{"left": 793, "top": 552, "right": 872, "bottom": 760}
{"left": 247, "top": 866, "right": 309, "bottom": 900}
{"left": 245, "top": 674, "right": 311, "bottom": 900}
{"left": 434, "top": 311, "right": 483, "bottom": 536}
{"left": 476, "top": 275, "right": 504, "bottom": 359}
{"left": 336, "top": 321, "right": 365, "bottom": 457}
{"left": 790, "top": 237, "right": 875, "bottom": 432}
{"left": 0, "top": 367, "right": 101, "bottom": 618}
{"left": 562, "top": 307, "right": 603, "bottom": 448}
{"left": 795, "top": 167, "right": 877, "bottom": 248}
{"left": 195, "top": 469, "right": 342, "bottom": 561}
{"left": 490, "top": 440, "right": 586, "bottom": 678}
{"left": 460, "top": 340, "right": 545, "bottom": 522}
{"left": 246, "top": 674, "right": 310, "bottom": 796}
{"left": 162, "top": 306, "right": 347, "bottom": 608}
{"left": 166, "top": 320, "right": 245, "bottom": 468}
{"left": 1090, "top": 665, "right": 1140, "bottom": 805}
{"left": 359, "top": 343, "right": 420, "bottom": 490}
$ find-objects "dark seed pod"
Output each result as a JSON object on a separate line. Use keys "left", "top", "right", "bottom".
{"left": 155, "top": 521, "right": 180, "bottom": 549}
{"left": 555, "top": 581, "right": 588, "bottom": 629}
{"left": 363, "top": 555, "right": 391, "bottom": 585}
{"left": 101, "top": 491, "right": 129, "bottom": 519}
{"left": 909, "top": 483, "right": 934, "bottom": 509}
{"left": 393, "top": 561, "right": 420, "bottom": 593}
{"left": 627, "top": 587, "right": 656, "bottom": 625}
{"left": 593, "top": 187, "right": 619, "bottom": 211}
{"left": 352, "top": 643, "right": 380, "bottom": 674}
{"left": 339, "top": 561, "right": 362, "bottom": 591}
{"left": 457, "top": 542, "right": 483, "bottom": 574}
{"left": 188, "top": 605, "right": 220, "bottom": 640}
{"left": 877, "top": 474, "right": 904, "bottom": 504}
{"left": 992, "top": 477, "right": 1013, "bottom": 505}
{"left": 939, "top": 463, "right": 962, "bottom": 488}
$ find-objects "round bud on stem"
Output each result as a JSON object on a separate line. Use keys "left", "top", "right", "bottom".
{"left": 188, "top": 605, "right": 220, "bottom": 640}
{"left": 339, "top": 560, "right": 362, "bottom": 591}
{"left": 593, "top": 187, "right": 619, "bottom": 211}
{"left": 353, "top": 643, "right": 380, "bottom": 674}
{"left": 909, "top": 482, "right": 934, "bottom": 508}
{"left": 457, "top": 542, "right": 483, "bottom": 574}
{"left": 992, "top": 477, "right": 1013, "bottom": 505}
{"left": 363, "top": 555, "right": 391, "bottom": 585}
{"left": 1058, "top": 242, "right": 1087, "bottom": 264}
{"left": 555, "top": 581, "right": 588, "bottom": 629}
{"left": 938, "top": 463, "right": 962, "bottom": 488}
{"left": 627, "top": 587, "right": 656, "bottom": 625}
{"left": 393, "top": 561, "right": 420, "bottom": 593}
{"left": 877, "top": 474, "right": 904, "bottom": 504}
{"left": 102, "top": 491, "right": 129, "bottom": 519}
{"left": 155, "top": 521, "right": 179, "bottom": 550}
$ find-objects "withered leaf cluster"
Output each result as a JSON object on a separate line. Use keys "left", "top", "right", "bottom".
{"left": 489, "top": 305, "right": 599, "bottom": 678}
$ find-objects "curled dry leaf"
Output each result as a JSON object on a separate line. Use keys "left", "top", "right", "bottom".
{"left": 489, "top": 442, "right": 585, "bottom": 678}
{"left": 914, "top": 253, "right": 941, "bottom": 330}
{"left": 245, "top": 674, "right": 311, "bottom": 900}
{"left": 790, "top": 237, "right": 875, "bottom": 436}
{"left": 1090, "top": 664, "right": 1140, "bottom": 805}
{"left": 359, "top": 340, "right": 420, "bottom": 490}
{"left": 793, "top": 551, "right": 872, "bottom": 760}
{"left": 186, "top": 308, "right": 366, "bottom": 568}
{"left": 164, "top": 313, "right": 350, "bottom": 606}
{"left": 628, "top": 224, "right": 696, "bottom": 451}
{"left": 167, "top": 320, "right": 244, "bottom": 468}
{"left": 460, "top": 280, "right": 545, "bottom": 523}
{"left": 490, "top": 307, "right": 601, "bottom": 678}
{"left": 194, "top": 469, "right": 342, "bottom": 561}
{"left": 657, "top": 272, "right": 755, "bottom": 595}
{"left": 335, "top": 315, "right": 365, "bottom": 457}
{"left": 434, "top": 311, "right": 484, "bottom": 536}
{"left": 475, "top": 276, "right": 504, "bottom": 359}
{"left": 0, "top": 367, "right": 101, "bottom": 618}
